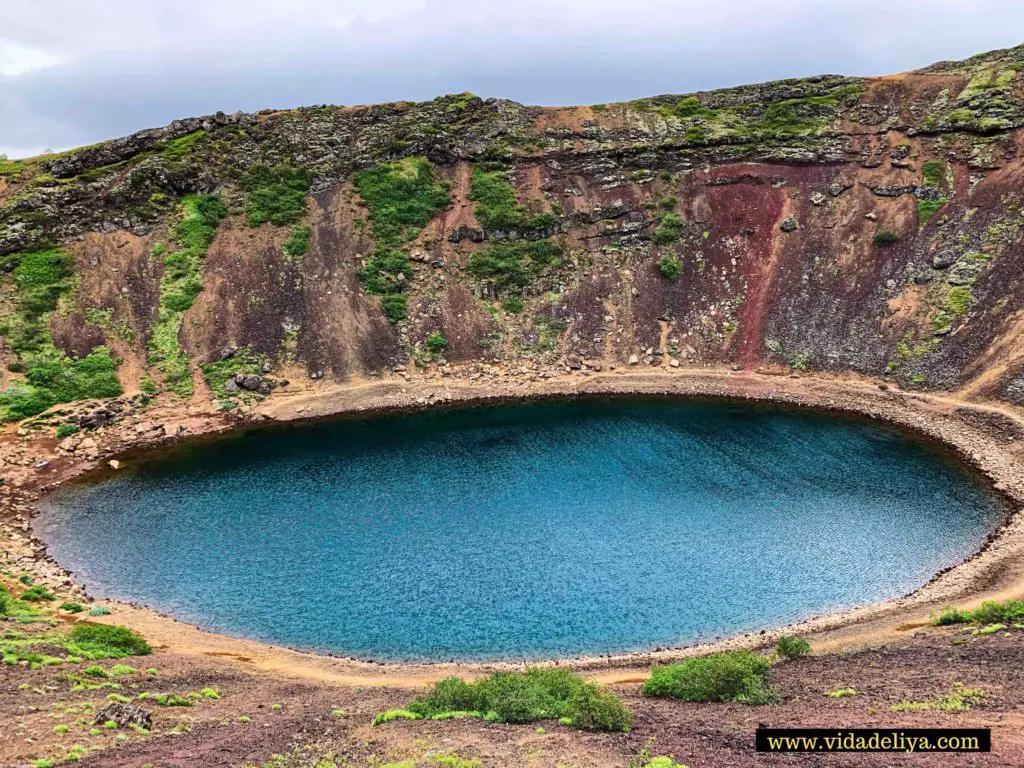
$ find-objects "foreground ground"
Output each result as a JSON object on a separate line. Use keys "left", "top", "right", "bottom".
{"left": 3, "top": 369, "right": 1024, "bottom": 767}
{"left": 1, "top": 608, "right": 1023, "bottom": 767}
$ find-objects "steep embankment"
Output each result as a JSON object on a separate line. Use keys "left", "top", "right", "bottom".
{"left": 2, "top": 44, "right": 1024, "bottom": 424}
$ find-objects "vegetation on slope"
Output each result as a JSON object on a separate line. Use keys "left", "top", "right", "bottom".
{"left": 147, "top": 194, "right": 227, "bottom": 396}
{"left": 0, "top": 248, "right": 122, "bottom": 421}
{"left": 354, "top": 156, "right": 451, "bottom": 322}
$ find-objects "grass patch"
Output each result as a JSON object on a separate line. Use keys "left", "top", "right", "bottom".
{"left": 201, "top": 347, "right": 267, "bottom": 399}
{"left": 643, "top": 651, "right": 778, "bottom": 704}
{"left": 918, "top": 198, "right": 948, "bottom": 225}
{"left": 922, "top": 159, "right": 945, "bottom": 189}
{"left": 244, "top": 164, "right": 311, "bottom": 227}
{"left": 355, "top": 157, "right": 451, "bottom": 243}
{"left": 382, "top": 668, "right": 632, "bottom": 732}
{"left": 468, "top": 166, "right": 556, "bottom": 231}
{"left": 147, "top": 195, "right": 226, "bottom": 396}
{"left": 825, "top": 688, "right": 857, "bottom": 698}
{"left": 891, "top": 683, "right": 985, "bottom": 713}
{"left": 934, "top": 599, "right": 1024, "bottom": 626}
{"left": 467, "top": 239, "right": 564, "bottom": 297}
{"left": 68, "top": 623, "right": 151, "bottom": 658}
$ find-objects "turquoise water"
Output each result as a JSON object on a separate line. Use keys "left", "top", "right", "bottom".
{"left": 36, "top": 398, "right": 1004, "bottom": 662}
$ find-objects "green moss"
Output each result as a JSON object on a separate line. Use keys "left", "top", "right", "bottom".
{"left": 468, "top": 166, "right": 557, "bottom": 231}
{"left": 147, "top": 195, "right": 227, "bottom": 396}
{"left": 244, "top": 164, "right": 311, "bottom": 227}
{"left": 922, "top": 159, "right": 945, "bottom": 189}
{"left": 643, "top": 651, "right": 778, "bottom": 704}
{"left": 355, "top": 157, "right": 451, "bottom": 244}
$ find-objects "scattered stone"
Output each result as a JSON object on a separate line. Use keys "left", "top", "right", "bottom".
{"left": 93, "top": 702, "right": 152, "bottom": 730}
{"left": 865, "top": 212, "right": 878, "bottom": 221}
{"left": 810, "top": 192, "right": 827, "bottom": 206}
{"left": 779, "top": 215, "right": 799, "bottom": 232}
{"left": 108, "top": 460, "right": 121, "bottom": 470}
{"left": 628, "top": 354, "right": 639, "bottom": 365}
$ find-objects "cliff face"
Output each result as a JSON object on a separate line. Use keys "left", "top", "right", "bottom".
{"left": 2, "top": 45, "right": 1024, "bottom": 421}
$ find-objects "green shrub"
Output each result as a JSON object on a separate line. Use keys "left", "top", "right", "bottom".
{"left": 56, "top": 423, "right": 79, "bottom": 439}
{"left": 83, "top": 665, "right": 109, "bottom": 678}
{"left": 244, "top": 164, "right": 311, "bottom": 227}
{"left": 426, "top": 334, "right": 448, "bottom": 356}
{"left": 69, "top": 624, "right": 151, "bottom": 658}
{"left": 774, "top": 635, "right": 811, "bottom": 661}
{"left": 282, "top": 224, "right": 311, "bottom": 259}
{"left": 20, "top": 585, "right": 56, "bottom": 602}
{"left": 88, "top": 606, "right": 111, "bottom": 617}
{"left": 0, "top": 586, "right": 12, "bottom": 616}
{"left": 403, "top": 668, "right": 631, "bottom": 732}
{"left": 643, "top": 651, "right": 778, "bottom": 704}
{"left": 60, "top": 601, "right": 84, "bottom": 613}
{"left": 380, "top": 294, "right": 408, "bottom": 323}
{"left": 934, "top": 599, "right": 1024, "bottom": 626}
{"left": 874, "top": 230, "right": 899, "bottom": 247}
{"left": 501, "top": 296, "right": 525, "bottom": 314}
{"left": 653, "top": 212, "right": 685, "bottom": 245}
{"left": 657, "top": 253, "right": 682, "bottom": 280}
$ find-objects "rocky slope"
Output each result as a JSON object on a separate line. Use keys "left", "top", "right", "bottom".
{"left": 2, "top": 43, "right": 1024, "bottom": 422}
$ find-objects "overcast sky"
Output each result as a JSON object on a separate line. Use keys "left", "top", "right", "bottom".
{"left": 1, "top": 0, "right": 1022, "bottom": 158}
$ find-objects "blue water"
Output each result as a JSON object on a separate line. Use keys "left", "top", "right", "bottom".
{"left": 36, "top": 398, "right": 1004, "bottom": 662}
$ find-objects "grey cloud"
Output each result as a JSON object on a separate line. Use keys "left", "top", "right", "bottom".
{"left": 1, "top": 0, "right": 1022, "bottom": 156}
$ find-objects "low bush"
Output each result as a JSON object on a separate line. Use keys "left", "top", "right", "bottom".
{"left": 426, "top": 333, "right": 448, "bottom": 356}
{"left": 69, "top": 624, "right": 151, "bottom": 658}
{"left": 643, "top": 651, "right": 778, "bottom": 704}
{"left": 774, "top": 635, "right": 811, "bottom": 661}
{"left": 652, "top": 212, "right": 685, "bottom": 245}
{"left": 0, "top": 586, "right": 12, "bottom": 616}
{"left": 244, "top": 164, "right": 311, "bottom": 227}
{"left": 56, "top": 424, "right": 79, "bottom": 439}
{"left": 20, "top": 585, "right": 56, "bottom": 602}
{"left": 657, "top": 253, "right": 682, "bottom": 280}
{"left": 394, "top": 668, "right": 631, "bottom": 732}
{"left": 934, "top": 599, "right": 1024, "bottom": 626}
{"left": 873, "top": 230, "right": 899, "bottom": 247}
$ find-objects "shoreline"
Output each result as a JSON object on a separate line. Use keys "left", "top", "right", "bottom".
{"left": 4, "top": 366, "right": 1024, "bottom": 686}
